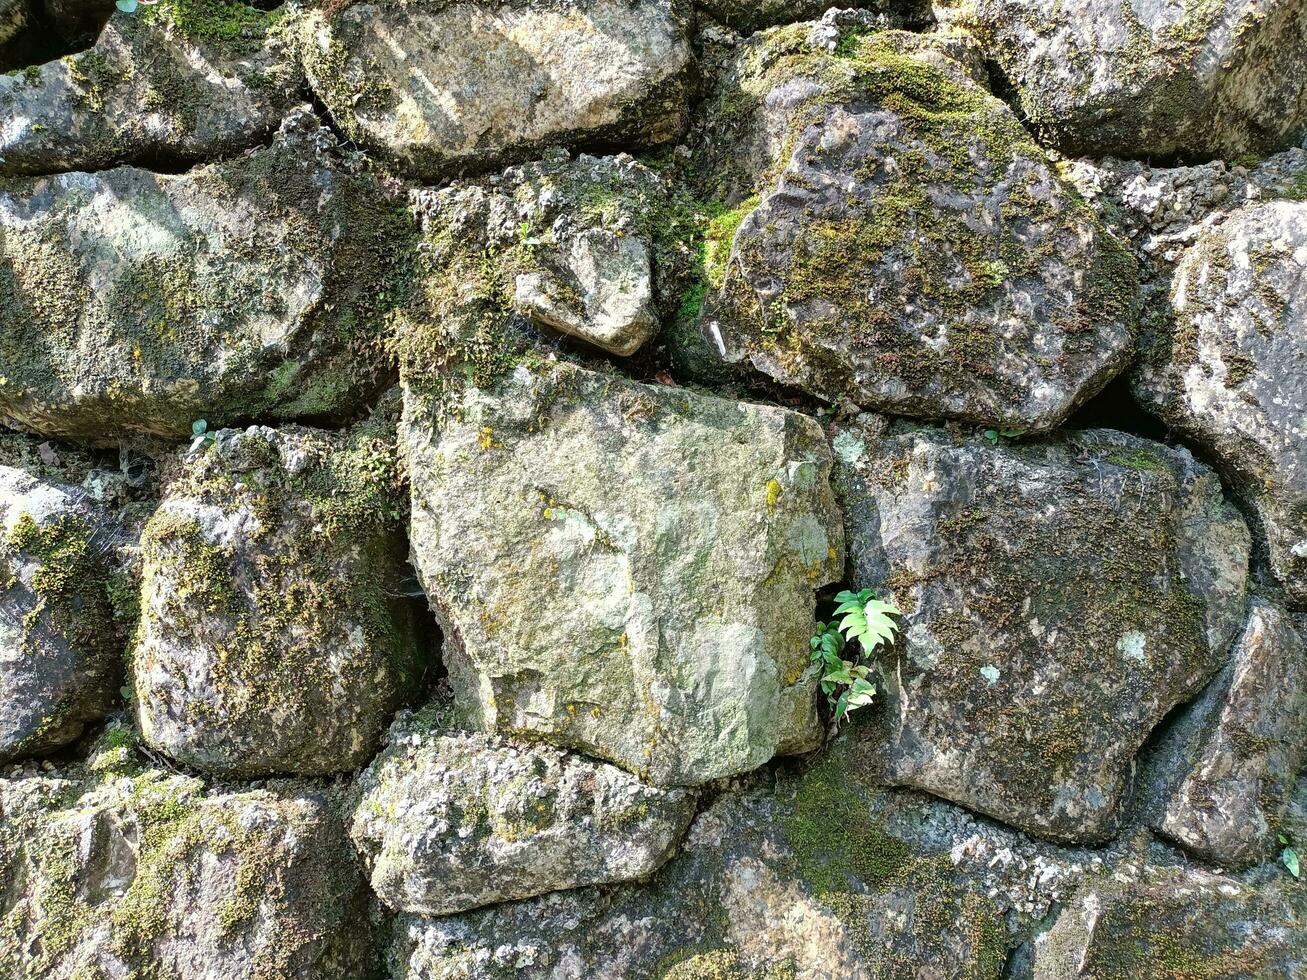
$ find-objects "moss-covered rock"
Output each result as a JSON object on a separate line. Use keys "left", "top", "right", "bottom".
{"left": 951, "top": 0, "right": 1307, "bottom": 160}
{"left": 833, "top": 423, "right": 1250, "bottom": 843}
{"left": 0, "top": 0, "right": 301, "bottom": 176}
{"left": 0, "top": 723, "right": 378, "bottom": 979}
{"left": 400, "top": 152, "right": 688, "bottom": 364}
{"left": 295, "top": 0, "right": 692, "bottom": 181}
{"left": 386, "top": 748, "right": 1007, "bottom": 979}
{"left": 403, "top": 360, "right": 843, "bottom": 786}
{"left": 1144, "top": 598, "right": 1307, "bottom": 868}
{"left": 0, "top": 466, "right": 123, "bottom": 762}
{"left": 690, "top": 21, "right": 1138, "bottom": 432}
{"left": 0, "top": 109, "right": 415, "bottom": 444}
{"left": 132, "top": 421, "right": 426, "bottom": 777}
{"left": 1025, "top": 863, "right": 1307, "bottom": 978}
{"left": 351, "top": 704, "right": 697, "bottom": 915}
{"left": 1133, "top": 199, "right": 1307, "bottom": 605}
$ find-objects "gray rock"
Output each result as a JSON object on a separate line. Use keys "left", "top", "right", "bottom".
{"left": 387, "top": 750, "right": 1007, "bottom": 979}
{"left": 1060, "top": 144, "right": 1307, "bottom": 263}
{"left": 0, "top": 466, "right": 122, "bottom": 762}
{"left": 351, "top": 706, "right": 697, "bottom": 915}
{"left": 952, "top": 0, "right": 1307, "bottom": 160}
{"left": 1024, "top": 864, "right": 1307, "bottom": 978}
{"left": 403, "top": 361, "right": 843, "bottom": 787}
{"left": 694, "top": 23, "right": 1137, "bottom": 432}
{"left": 513, "top": 228, "right": 657, "bottom": 356}
{"left": 0, "top": 3, "right": 300, "bottom": 176}
{"left": 0, "top": 110, "right": 412, "bottom": 444}
{"left": 404, "top": 153, "right": 674, "bottom": 362}
{"left": 132, "top": 423, "right": 425, "bottom": 777}
{"left": 297, "top": 0, "right": 691, "bottom": 180}
{"left": 0, "top": 728, "right": 378, "bottom": 980}
{"left": 699, "top": 0, "right": 932, "bottom": 33}
{"left": 1151, "top": 599, "right": 1307, "bottom": 868}
{"left": 1133, "top": 199, "right": 1307, "bottom": 605}
{"left": 834, "top": 424, "right": 1250, "bottom": 842}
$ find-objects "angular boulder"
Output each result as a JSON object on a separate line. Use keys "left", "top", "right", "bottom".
{"left": 0, "top": 466, "right": 123, "bottom": 762}
{"left": 834, "top": 424, "right": 1249, "bottom": 842}
{"left": 695, "top": 24, "right": 1137, "bottom": 432}
{"left": 387, "top": 752, "right": 1006, "bottom": 979}
{"left": 1150, "top": 599, "right": 1307, "bottom": 868}
{"left": 0, "top": 732, "right": 377, "bottom": 979}
{"left": 404, "top": 153, "right": 677, "bottom": 363}
{"left": 132, "top": 423, "right": 425, "bottom": 777}
{"left": 1026, "top": 865, "right": 1307, "bottom": 978}
{"left": 351, "top": 707, "right": 697, "bottom": 915}
{"left": 0, "top": 0, "right": 300, "bottom": 175}
{"left": 954, "top": 0, "right": 1307, "bottom": 160}
{"left": 1134, "top": 199, "right": 1307, "bottom": 604}
{"left": 0, "top": 110, "right": 412, "bottom": 444}
{"left": 403, "top": 362, "right": 843, "bottom": 786}
{"left": 297, "top": 0, "right": 691, "bottom": 180}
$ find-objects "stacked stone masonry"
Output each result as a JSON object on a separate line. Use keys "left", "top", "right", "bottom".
{"left": 0, "top": 1, "right": 1305, "bottom": 977}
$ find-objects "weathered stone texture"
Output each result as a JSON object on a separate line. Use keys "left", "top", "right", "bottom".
{"left": 834, "top": 424, "right": 1249, "bottom": 842}
{"left": 133, "top": 423, "right": 424, "bottom": 777}
{"left": 404, "top": 362, "right": 843, "bottom": 786}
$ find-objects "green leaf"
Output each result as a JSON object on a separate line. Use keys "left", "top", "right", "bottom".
{"left": 1284, "top": 847, "right": 1300, "bottom": 878}
{"left": 191, "top": 418, "right": 208, "bottom": 437}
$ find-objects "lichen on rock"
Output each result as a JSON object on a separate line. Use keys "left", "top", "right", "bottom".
{"left": 0, "top": 108, "right": 416, "bottom": 444}
{"left": 0, "top": 0, "right": 301, "bottom": 176}
{"left": 690, "top": 19, "right": 1138, "bottom": 432}
{"left": 834, "top": 422, "right": 1250, "bottom": 843}
{"left": 1133, "top": 198, "right": 1307, "bottom": 605}
{"left": 0, "top": 722, "right": 379, "bottom": 979}
{"left": 0, "top": 465, "right": 124, "bottom": 762}
{"left": 952, "top": 0, "right": 1307, "bottom": 161}
{"left": 403, "top": 360, "right": 843, "bottom": 786}
{"left": 351, "top": 704, "right": 697, "bottom": 915}
{"left": 132, "top": 420, "right": 426, "bottom": 777}
{"left": 295, "top": 0, "right": 692, "bottom": 180}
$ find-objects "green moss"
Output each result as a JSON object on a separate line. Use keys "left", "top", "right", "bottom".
{"left": 133, "top": 423, "right": 420, "bottom": 772}
{"left": 704, "top": 196, "right": 760, "bottom": 289}
{"left": 143, "top": 0, "right": 282, "bottom": 53}
{"left": 2, "top": 509, "right": 120, "bottom": 660}
{"left": 781, "top": 754, "right": 911, "bottom": 897}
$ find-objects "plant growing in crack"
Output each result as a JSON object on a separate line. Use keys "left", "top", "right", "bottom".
{"left": 810, "top": 588, "right": 901, "bottom": 726}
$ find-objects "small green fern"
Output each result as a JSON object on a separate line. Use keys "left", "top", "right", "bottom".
{"left": 809, "top": 588, "right": 902, "bottom": 724}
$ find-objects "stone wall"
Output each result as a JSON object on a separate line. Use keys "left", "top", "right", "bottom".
{"left": 1, "top": 1, "right": 1305, "bottom": 977}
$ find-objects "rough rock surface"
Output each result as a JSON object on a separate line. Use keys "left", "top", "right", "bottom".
{"left": 1023, "top": 863, "right": 1307, "bottom": 978}
{"left": 1147, "top": 599, "right": 1307, "bottom": 867}
{"left": 694, "top": 23, "right": 1137, "bottom": 431}
{"left": 0, "top": 1, "right": 301, "bottom": 176}
{"left": 0, "top": 466, "right": 122, "bottom": 761}
{"left": 405, "top": 153, "right": 677, "bottom": 361}
{"left": 1134, "top": 199, "right": 1307, "bottom": 605}
{"left": 351, "top": 706, "right": 697, "bottom": 915}
{"left": 834, "top": 423, "right": 1249, "bottom": 842}
{"left": 954, "top": 0, "right": 1307, "bottom": 160}
{"left": 0, "top": 111, "right": 410, "bottom": 443}
{"left": 404, "top": 361, "right": 843, "bottom": 786}
{"left": 700, "top": 0, "right": 932, "bottom": 33}
{"left": 387, "top": 750, "right": 1007, "bottom": 980}
{"left": 0, "top": 727, "right": 377, "bottom": 980}
{"left": 1061, "top": 144, "right": 1307, "bottom": 258}
{"left": 133, "top": 423, "right": 424, "bottom": 777}
{"left": 298, "top": 0, "right": 691, "bottom": 180}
